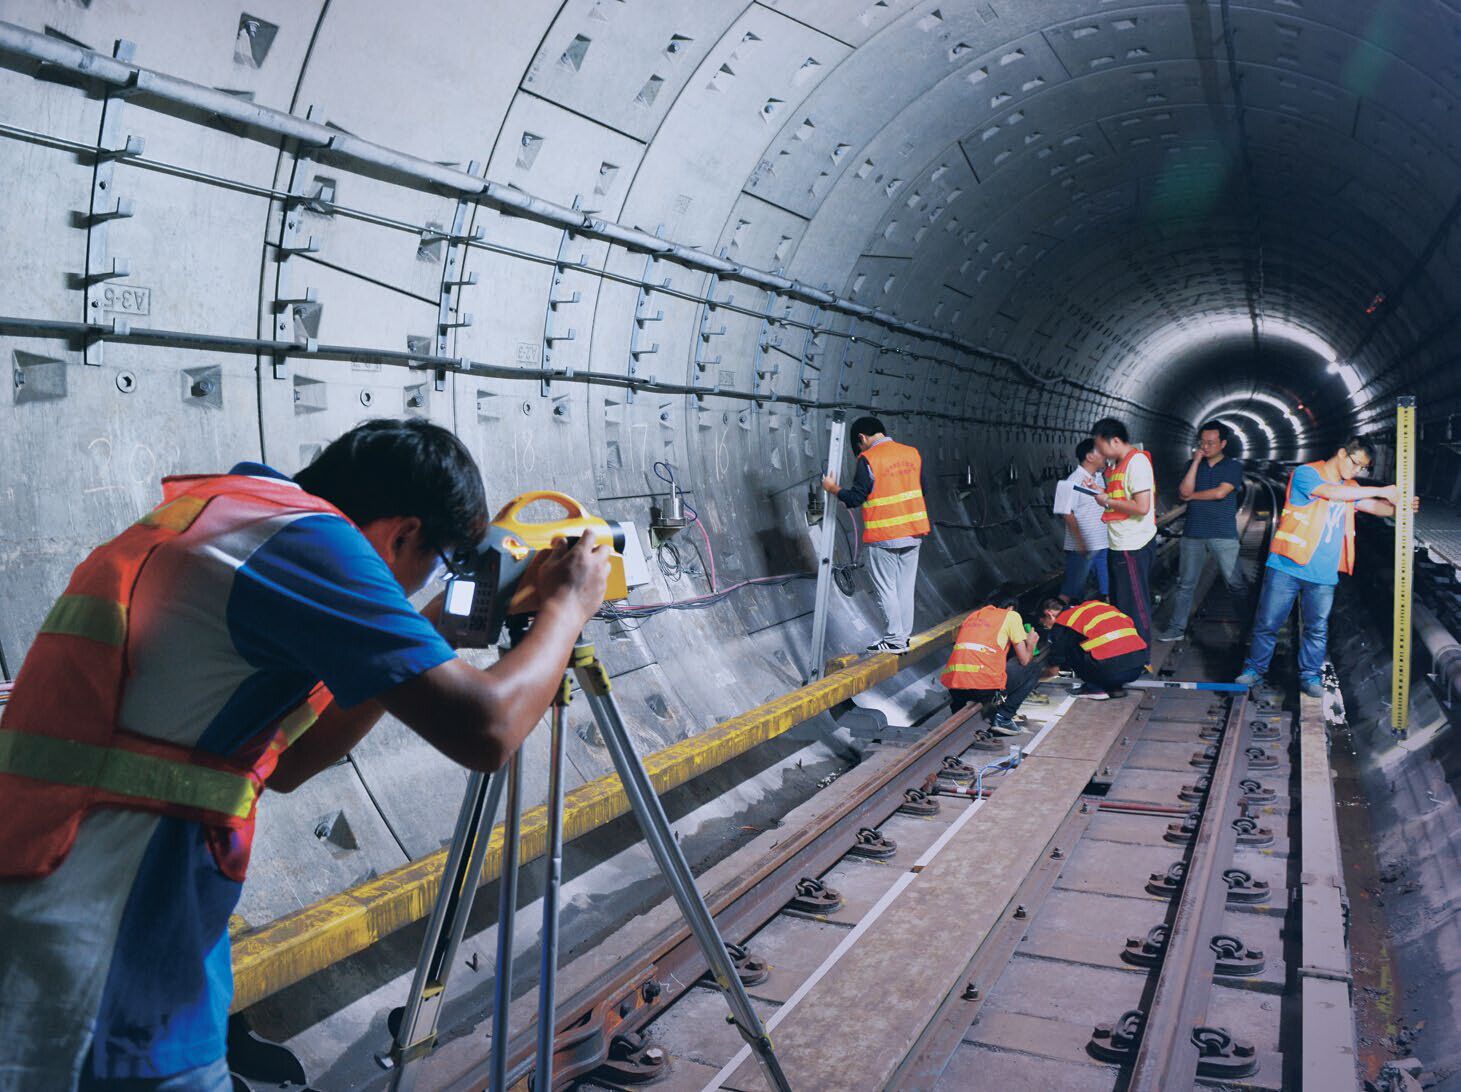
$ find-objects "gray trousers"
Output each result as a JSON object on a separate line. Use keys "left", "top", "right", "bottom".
{"left": 1166, "top": 536, "right": 1248, "bottom": 632}
{"left": 865, "top": 542, "right": 920, "bottom": 642}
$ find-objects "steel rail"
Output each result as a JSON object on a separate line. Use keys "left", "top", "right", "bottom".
{"left": 432, "top": 705, "right": 990, "bottom": 1091}
{"left": 1128, "top": 691, "right": 1253, "bottom": 1089}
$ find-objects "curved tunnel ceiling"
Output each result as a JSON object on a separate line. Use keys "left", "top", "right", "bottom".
{"left": 1, "top": 0, "right": 1458, "bottom": 1028}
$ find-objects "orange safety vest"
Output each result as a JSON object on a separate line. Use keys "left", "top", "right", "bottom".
{"left": 1056, "top": 600, "right": 1147, "bottom": 660}
{"left": 1270, "top": 461, "right": 1356, "bottom": 575}
{"left": 860, "top": 440, "right": 930, "bottom": 543}
{"left": 1101, "top": 448, "right": 1154, "bottom": 524}
{"left": 941, "top": 607, "right": 1016, "bottom": 690}
{"left": 0, "top": 474, "right": 346, "bottom": 881}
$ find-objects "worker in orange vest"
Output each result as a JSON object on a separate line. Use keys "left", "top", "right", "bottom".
{"left": 0, "top": 420, "right": 609, "bottom": 1090}
{"left": 940, "top": 595, "right": 1042, "bottom": 734}
{"left": 823, "top": 416, "right": 930, "bottom": 653}
{"left": 1236, "top": 437, "right": 1415, "bottom": 697}
{"left": 1091, "top": 417, "right": 1157, "bottom": 650}
{"left": 1037, "top": 596, "right": 1149, "bottom": 700}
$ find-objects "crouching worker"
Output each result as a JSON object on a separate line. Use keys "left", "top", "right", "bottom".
{"left": 0, "top": 419, "right": 610, "bottom": 1091}
{"left": 1037, "top": 597, "right": 1148, "bottom": 701}
{"left": 941, "top": 596, "right": 1042, "bottom": 735}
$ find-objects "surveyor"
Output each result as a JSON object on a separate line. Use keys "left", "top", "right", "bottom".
{"left": 1091, "top": 417, "right": 1157, "bottom": 649}
{"left": 0, "top": 419, "right": 610, "bottom": 1091}
{"left": 1037, "top": 597, "right": 1149, "bottom": 700}
{"left": 940, "top": 594, "right": 1042, "bottom": 735}
{"left": 823, "top": 416, "right": 930, "bottom": 653}
{"left": 1236, "top": 437, "right": 1416, "bottom": 697}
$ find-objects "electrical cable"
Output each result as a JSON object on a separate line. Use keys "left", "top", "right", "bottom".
{"left": 594, "top": 572, "right": 814, "bottom": 622}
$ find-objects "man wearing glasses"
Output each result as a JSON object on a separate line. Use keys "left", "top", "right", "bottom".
{"left": 1236, "top": 437, "right": 1413, "bottom": 696}
{"left": 0, "top": 419, "right": 609, "bottom": 1091}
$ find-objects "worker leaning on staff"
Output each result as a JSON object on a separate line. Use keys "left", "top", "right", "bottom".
{"left": 1236, "top": 436, "right": 1416, "bottom": 697}
{"left": 0, "top": 419, "right": 610, "bottom": 1092}
{"left": 941, "top": 594, "right": 1042, "bottom": 735}
{"left": 823, "top": 416, "right": 930, "bottom": 653}
{"left": 1037, "top": 597, "right": 1150, "bottom": 700}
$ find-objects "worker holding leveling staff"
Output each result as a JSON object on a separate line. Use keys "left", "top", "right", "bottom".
{"left": 0, "top": 419, "right": 609, "bottom": 1091}
{"left": 823, "top": 417, "right": 930, "bottom": 653}
{"left": 1236, "top": 437, "right": 1416, "bottom": 697}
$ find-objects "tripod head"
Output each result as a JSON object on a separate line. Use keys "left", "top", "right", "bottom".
{"left": 439, "top": 491, "right": 629, "bottom": 648}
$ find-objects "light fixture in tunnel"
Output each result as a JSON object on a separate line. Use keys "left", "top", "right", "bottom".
{"left": 1195, "top": 390, "right": 1304, "bottom": 455}
{"left": 1325, "top": 359, "right": 1364, "bottom": 397}
{"left": 1216, "top": 409, "right": 1278, "bottom": 455}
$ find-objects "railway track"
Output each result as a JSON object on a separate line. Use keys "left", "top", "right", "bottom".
{"left": 400, "top": 483, "right": 1356, "bottom": 1090}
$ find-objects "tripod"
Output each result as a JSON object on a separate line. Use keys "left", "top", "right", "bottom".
{"left": 387, "top": 637, "right": 792, "bottom": 1092}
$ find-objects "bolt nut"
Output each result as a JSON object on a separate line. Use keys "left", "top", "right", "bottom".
{"left": 642, "top": 979, "right": 662, "bottom": 1002}
{"left": 1051, "top": 847, "right": 1064, "bottom": 860}
{"left": 962, "top": 982, "right": 980, "bottom": 1000}
{"left": 1014, "top": 904, "right": 1028, "bottom": 919}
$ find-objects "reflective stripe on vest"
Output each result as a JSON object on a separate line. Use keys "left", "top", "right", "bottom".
{"left": 1056, "top": 600, "right": 1147, "bottom": 660}
{"left": 1269, "top": 461, "right": 1356, "bottom": 575}
{"left": 941, "top": 607, "right": 1010, "bottom": 690}
{"left": 861, "top": 441, "right": 930, "bottom": 543}
{"left": 1101, "top": 448, "right": 1153, "bottom": 524}
{"left": 0, "top": 474, "right": 347, "bottom": 881}
{"left": 0, "top": 729, "right": 257, "bottom": 820}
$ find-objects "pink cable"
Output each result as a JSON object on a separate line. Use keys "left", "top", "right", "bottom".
{"left": 692, "top": 515, "right": 718, "bottom": 592}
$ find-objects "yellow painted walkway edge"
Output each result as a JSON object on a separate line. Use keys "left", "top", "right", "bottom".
{"left": 229, "top": 610, "right": 967, "bottom": 1009}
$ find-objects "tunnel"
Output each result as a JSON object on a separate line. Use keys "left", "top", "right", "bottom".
{"left": 2, "top": 1, "right": 1460, "bottom": 1089}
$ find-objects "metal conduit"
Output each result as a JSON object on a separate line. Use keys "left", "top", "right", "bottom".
{"left": 0, "top": 20, "right": 1075, "bottom": 392}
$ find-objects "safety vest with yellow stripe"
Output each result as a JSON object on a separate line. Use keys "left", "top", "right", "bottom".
{"left": 1270, "top": 460, "right": 1356, "bottom": 576}
{"left": 1101, "top": 447, "right": 1153, "bottom": 524}
{"left": 0, "top": 474, "right": 345, "bottom": 881}
{"left": 860, "top": 440, "right": 930, "bottom": 543}
{"left": 941, "top": 606, "right": 1013, "bottom": 690}
{"left": 1055, "top": 600, "right": 1148, "bottom": 660}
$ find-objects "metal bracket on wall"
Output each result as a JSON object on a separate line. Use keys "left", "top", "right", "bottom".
{"left": 541, "top": 198, "right": 586, "bottom": 396}
{"left": 795, "top": 304, "right": 827, "bottom": 400}
{"left": 432, "top": 162, "right": 482, "bottom": 393}
{"left": 750, "top": 286, "right": 788, "bottom": 400}
{"left": 269, "top": 104, "right": 329, "bottom": 380}
{"left": 626, "top": 228, "right": 667, "bottom": 404}
{"left": 81, "top": 39, "right": 141, "bottom": 367}
{"left": 693, "top": 268, "right": 730, "bottom": 397}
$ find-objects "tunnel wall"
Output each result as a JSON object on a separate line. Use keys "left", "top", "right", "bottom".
{"left": 0, "top": 2, "right": 1174, "bottom": 929}
{"left": 6, "top": 0, "right": 1460, "bottom": 930}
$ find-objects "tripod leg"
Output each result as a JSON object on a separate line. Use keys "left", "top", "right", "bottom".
{"left": 534, "top": 678, "right": 571, "bottom": 1089}
{"left": 489, "top": 750, "right": 524, "bottom": 1090}
{"left": 570, "top": 643, "right": 793, "bottom": 1092}
{"left": 389, "top": 768, "right": 506, "bottom": 1091}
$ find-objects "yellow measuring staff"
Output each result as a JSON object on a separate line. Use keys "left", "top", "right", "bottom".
{"left": 1392, "top": 395, "right": 1416, "bottom": 737}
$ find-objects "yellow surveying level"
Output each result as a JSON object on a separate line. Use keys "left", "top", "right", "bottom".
{"left": 1392, "top": 396, "right": 1416, "bottom": 737}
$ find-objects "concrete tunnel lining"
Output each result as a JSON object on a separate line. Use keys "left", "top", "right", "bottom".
{"left": 2, "top": 0, "right": 1461, "bottom": 1078}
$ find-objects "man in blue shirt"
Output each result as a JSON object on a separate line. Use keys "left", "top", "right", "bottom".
{"left": 0, "top": 419, "right": 610, "bottom": 1091}
{"left": 1236, "top": 437, "right": 1412, "bottom": 697}
{"left": 1157, "top": 420, "right": 1248, "bottom": 640}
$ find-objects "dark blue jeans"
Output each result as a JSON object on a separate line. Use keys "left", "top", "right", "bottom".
{"left": 1060, "top": 548, "right": 1109, "bottom": 601}
{"left": 1241, "top": 566, "right": 1335, "bottom": 684}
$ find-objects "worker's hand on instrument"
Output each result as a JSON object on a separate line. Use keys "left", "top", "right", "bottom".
{"left": 537, "top": 531, "right": 611, "bottom": 623}
{"left": 821, "top": 474, "right": 840, "bottom": 495}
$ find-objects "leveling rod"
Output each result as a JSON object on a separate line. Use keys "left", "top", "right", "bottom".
{"left": 1392, "top": 395, "right": 1417, "bottom": 737}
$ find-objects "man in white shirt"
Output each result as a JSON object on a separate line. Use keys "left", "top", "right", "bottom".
{"left": 1092, "top": 417, "right": 1157, "bottom": 649}
{"left": 1054, "top": 438, "right": 1108, "bottom": 602}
